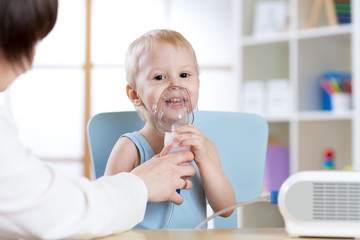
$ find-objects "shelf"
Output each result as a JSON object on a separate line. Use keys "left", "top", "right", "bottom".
{"left": 297, "top": 24, "right": 352, "bottom": 40}
{"left": 296, "top": 111, "right": 354, "bottom": 121}
{"left": 262, "top": 111, "right": 353, "bottom": 123}
{"left": 264, "top": 115, "right": 292, "bottom": 123}
{"left": 241, "top": 32, "right": 290, "bottom": 46}
{"left": 241, "top": 25, "right": 352, "bottom": 47}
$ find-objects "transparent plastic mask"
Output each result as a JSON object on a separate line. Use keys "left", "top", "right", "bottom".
{"left": 152, "top": 85, "right": 194, "bottom": 135}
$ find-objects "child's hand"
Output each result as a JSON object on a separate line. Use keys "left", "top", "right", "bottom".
{"left": 173, "top": 125, "right": 236, "bottom": 217}
{"left": 172, "top": 124, "right": 209, "bottom": 165}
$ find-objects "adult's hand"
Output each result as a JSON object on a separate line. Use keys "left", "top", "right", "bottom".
{"left": 131, "top": 147, "right": 195, "bottom": 205}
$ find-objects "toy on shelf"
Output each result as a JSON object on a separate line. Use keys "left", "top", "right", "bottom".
{"left": 343, "top": 165, "right": 353, "bottom": 170}
{"left": 322, "top": 148, "right": 335, "bottom": 170}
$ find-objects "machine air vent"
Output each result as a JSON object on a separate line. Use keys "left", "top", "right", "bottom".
{"left": 312, "top": 182, "right": 360, "bottom": 221}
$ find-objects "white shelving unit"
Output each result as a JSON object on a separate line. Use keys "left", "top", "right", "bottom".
{"left": 232, "top": 0, "right": 359, "bottom": 228}
{"left": 235, "top": 0, "right": 359, "bottom": 174}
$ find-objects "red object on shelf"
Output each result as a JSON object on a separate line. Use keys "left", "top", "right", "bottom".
{"left": 324, "top": 148, "right": 334, "bottom": 158}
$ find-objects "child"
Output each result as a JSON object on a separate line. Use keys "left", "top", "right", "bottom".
{"left": 105, "top": 29, "right": 236, "bottom": 229}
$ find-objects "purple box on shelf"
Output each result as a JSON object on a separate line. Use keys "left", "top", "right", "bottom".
{"left": 264, "top": 144, "right": 289, "bottom": 192}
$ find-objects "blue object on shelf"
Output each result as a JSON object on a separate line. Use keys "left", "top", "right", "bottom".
{"left": 322, "top": 88, "right": 332, "bottom": 111}
{"left": 321, "top": 71, "right": 352, "bottom": 111}
{"left": 270, "top": 191, "right": 279, "bottom": 204}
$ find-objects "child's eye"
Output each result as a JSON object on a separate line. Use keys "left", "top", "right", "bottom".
{"left": 180, "top": 73, "right": 190, "bottom": 78}
{"left": 154, "top": 75, "right": 166, "bottom": 80}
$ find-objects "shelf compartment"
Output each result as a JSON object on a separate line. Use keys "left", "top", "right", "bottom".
{"left": 241, "top": 0, "right": 290, "bottom": 37}
{"left": 243, "top": 42, "right": 289, "bottom": 81}
{"left": 268, "top": 122, "right": 290, "bottom": 145}
{"left": 298, "top": 33, "right": 351, "bottom": 112}
{"left": 297, "top": 0, "right": 352, "bottom": 30}
{"left": 298, "top": 120, "right": 352, "bottom": 171}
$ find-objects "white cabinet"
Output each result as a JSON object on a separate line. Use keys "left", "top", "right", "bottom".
{"left": 235, "top": 0, "right": 360, "bottom": 175}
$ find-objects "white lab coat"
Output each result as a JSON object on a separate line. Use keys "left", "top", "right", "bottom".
{"left": 0, "top": 107, "right": 147, "bottom": 239}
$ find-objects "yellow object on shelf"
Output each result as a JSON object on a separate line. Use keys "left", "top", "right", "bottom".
{"left": 343, "top": 165, "right": 353, "bottom": 170}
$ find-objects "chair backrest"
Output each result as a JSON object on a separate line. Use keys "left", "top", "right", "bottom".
{"left": 87, "top": 111, "right": 268, "bottom": 229}
{"left": 192, "top": 111, "right": 268, "bottom": 228}
{"left": 87, "top": 111, "right": 145, "bottom": 179}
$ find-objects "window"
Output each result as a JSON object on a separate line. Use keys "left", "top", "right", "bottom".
{"left": 4, "top": 0, "right": 235, "bottom": 178}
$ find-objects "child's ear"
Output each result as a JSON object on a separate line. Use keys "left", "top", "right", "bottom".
{"left": 126, "top": 84, "right": 143, "bottom": 106}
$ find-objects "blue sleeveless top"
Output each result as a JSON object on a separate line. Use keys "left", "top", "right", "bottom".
{"left": 122, "top": 132, "right": 206, "bottom": 229}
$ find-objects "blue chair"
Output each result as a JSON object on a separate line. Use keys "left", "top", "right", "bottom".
{"left": 87, "top": 111, "right": 268, "bottom": 228}
{"left": 87, "top": 111, "right": 144, "bottom": 179}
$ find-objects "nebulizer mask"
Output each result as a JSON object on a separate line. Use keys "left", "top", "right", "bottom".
{"left": 153, "top": 85, "right": 194, "bottom": 154}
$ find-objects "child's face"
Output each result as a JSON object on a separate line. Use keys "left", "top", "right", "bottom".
{"left": 134, "top": 42, "right": 199, "bottom": 120}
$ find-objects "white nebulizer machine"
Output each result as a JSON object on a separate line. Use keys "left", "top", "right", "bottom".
{"left": 152, "top": 85, "right": 195, "bottom": 229}
{"left": 278, "top": 170, "right": 360, "bottom": 238}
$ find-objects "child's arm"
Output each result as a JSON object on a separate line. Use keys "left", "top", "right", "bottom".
{"left": 173, "top": 125, "right": 236, "bottom": 217}
{"left": 104, "top": 137, "right": 140, "bottom": 175}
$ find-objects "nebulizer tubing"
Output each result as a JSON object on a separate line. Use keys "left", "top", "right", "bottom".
{"left": 152, "top": 85, "right": 194, "bottom": 229}
{"left": 195, "top": 191, "right": 280, "bottom": 229}
{"left": 194, "top": 195, "right": 271, "bottom": 229}
{"left": 163, "top": 201, "right": 175, "bottom": 229}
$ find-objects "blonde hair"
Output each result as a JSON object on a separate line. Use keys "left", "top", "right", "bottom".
{"left": 125, "top": 29, "right": 200, "bottom": 120}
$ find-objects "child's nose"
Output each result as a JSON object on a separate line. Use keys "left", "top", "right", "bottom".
{"left": 169, "top": 77, "right": 183, "bottom": 87}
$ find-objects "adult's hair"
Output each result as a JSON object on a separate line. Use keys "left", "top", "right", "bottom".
{"left": 0, "top": 0, "right": 58, "bottom": 65}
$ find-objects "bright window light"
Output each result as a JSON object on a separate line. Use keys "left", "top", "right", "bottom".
{"left": 170, "top": 0, "right": 234, "bottom": 66}
{"left": 198, "top": 69, "right": 238, "bottom": 112}
{"left": 91, "top": 0, "right": 166, "bottom": 65}
{"left": 91, "top": 67, "right": 134, "bottom": 115}
{"left": 8, "top": 68, "right": 85, "bottom": 159}
{"left": 33, "top": 0, "right": 86, "bottom": 66}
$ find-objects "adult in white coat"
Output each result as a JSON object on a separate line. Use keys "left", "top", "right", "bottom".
{"left": 0, "top": 0, "right": 195, "bottom": 239}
